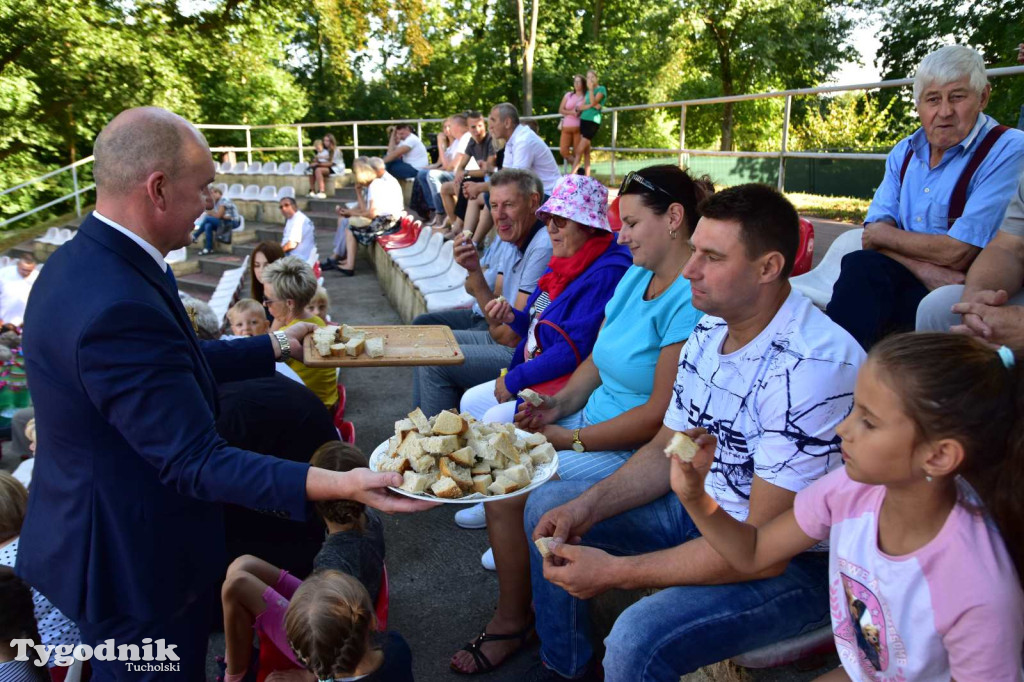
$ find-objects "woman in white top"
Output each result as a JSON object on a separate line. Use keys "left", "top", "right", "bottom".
{"left": 332, "top": 157, "right": 405, "bottom": 276}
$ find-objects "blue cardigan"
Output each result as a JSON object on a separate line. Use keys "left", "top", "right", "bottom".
{"left": 504, "top": 240, "right": 632, "bottom": 394}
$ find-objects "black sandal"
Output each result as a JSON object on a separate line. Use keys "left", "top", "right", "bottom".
{"left": 451, "top": 622, "right": 535, "bottom": 675}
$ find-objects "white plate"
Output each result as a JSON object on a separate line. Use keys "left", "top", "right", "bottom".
{"left": 369, "top": 429, "right": 559, "bottom": 504}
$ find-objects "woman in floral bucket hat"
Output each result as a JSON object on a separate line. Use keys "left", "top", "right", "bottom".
{"left": 450, "top": 166, "right": 713, "bottom": 676}
{"left": 450, "top": 173, "right": 631, "bottom": 675}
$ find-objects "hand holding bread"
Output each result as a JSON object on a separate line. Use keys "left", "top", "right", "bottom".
{"left": 454, "top": 239, "right": 481, "bottom": 272}
{"left": 514, "top": 392, "right": 561, "bottom": 432}
{"left": 666, "top": 428, "right": 717, "bottom": 505}
{"left": 541, "top": 543, "right": 620, "bottom": 600}
{"left": 483, "top": 296, "right": 514, "bottom": 325}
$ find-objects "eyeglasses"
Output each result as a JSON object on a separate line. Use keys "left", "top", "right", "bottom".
{"left": 548, "top": 215, "right": 570, "bottom": 229}
{"left": 619, "top": 171, "right": 672, "bottom": 198}
{"left": 262, "top": 297, "right": 277, "bottom": 307}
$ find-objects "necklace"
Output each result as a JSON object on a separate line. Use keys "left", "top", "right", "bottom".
{"left": 646, "top": 259, "right": 687, "bottom": 300}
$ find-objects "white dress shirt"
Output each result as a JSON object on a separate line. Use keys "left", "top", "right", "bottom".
{"left": 503, "top": 124, "right": 561, "bottom": 195}
{"left": 0, "top": 265, "right": 38, "bottom": 327}
{"left": 93, "top": 211, "right": 167, "bottom": 272}
{"left": 282, "top": 210, "right": 316, "bottom": 262}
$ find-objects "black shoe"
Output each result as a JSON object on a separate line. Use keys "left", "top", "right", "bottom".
{"left": 320, "top": 258, "right": 338, "bottom": 271}
{"left": 575, "top": 168, "right": 585, "bottom": 176}
{"left": 339, "top": 268, "right": 355, "bottom": 277}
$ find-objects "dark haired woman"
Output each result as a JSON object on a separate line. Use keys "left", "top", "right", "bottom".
{"left": 450, "top": 165, "right": 714, "bottom": 674}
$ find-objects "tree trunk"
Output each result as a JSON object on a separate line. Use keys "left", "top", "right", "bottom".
{"left": 516, "top": 0, "right": 539, "bottom": 116}
{"left": 706, "top": 18, "right": 735, "bottom": 151}
{"left": 591, "top": 0, "right": 603, "bottom": 41}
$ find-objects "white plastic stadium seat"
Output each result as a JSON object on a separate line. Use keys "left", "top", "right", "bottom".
{"left": 261, "top": 162, "right": 277, "bottom": 174}
{"left": 164, "top": 247, "right": 187, "bottom": 264}
{"left": 227, "top": 184, "right": 244, "bottom": 199}
{"left": 292, "top": 162, "right": 309, "bottom": 175}
{"left": 277, "top": 186, "right": 295, "bottom": 199}
{"left": 233, "top": 214, "right": 247, "bottom": 233}
{"left": 230, "top": 162, "right": 246, "bottom": 174}
{"left": 242, "top": 185, "right": 260, "bottom": 200}
{"left": 245, "top": 163, "right": 262, "bottom": 175}
{"left": 790, "top": 228, "right": 863, "bottom": 310}
{"left": 214, "top": 182, "right": 228, "bottom": 195}
{"left": 389, "top": 228, "right": 434, "bottom": 261}
{"left": 36, "top": 227, "right": 61, "bottom": 244}
{"left": 57, "top": 228, "right": 74, "bottom": 244}
{"left": 405, "top": 240, "right": 454, "bottom": 282}
{"left": 417, "top": 258, "right": 468, "bottom": 295}
{"left": 277, "top": 162, "right": 293, "bottom": 175}
{"left": 258, "top": 185, "right": 278, "bottom": 200}
{"left": 397, "top": 233, "right": 445, "bottom": 273}
{"left": 424, "top": 287, "right": 475, "bottom": 313}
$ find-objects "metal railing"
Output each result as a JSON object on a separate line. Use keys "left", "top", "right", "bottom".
{"left": 3, "top": 65, "right": 1023, "bottom": 229}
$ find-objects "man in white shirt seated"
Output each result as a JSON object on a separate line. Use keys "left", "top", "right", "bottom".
{"left": 489, "top": 102, "right": 561, "bottom": 196}
{"left": 0, "top": 255, "right": 39, "bottom": 327}
{"left": 383, "top": 124, "right": 430, "bottom": 180}
{"left": 279, "top": 197, "right": 316, "bottom": 262}
{"left": 418, "top": 114, "right": 471, "bottom": 226}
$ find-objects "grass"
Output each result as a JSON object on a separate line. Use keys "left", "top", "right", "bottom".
{"left": 786, "top": 193, "right": 869, "bottom": 224}
{"left": 0, "top": 205, "right": 91, "bottom": 253}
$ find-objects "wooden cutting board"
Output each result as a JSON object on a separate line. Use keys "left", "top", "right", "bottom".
{"left": 302, "top": 325, "right": 465, "bottom": 367}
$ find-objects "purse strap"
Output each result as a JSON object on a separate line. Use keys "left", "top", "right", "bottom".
{"left": 534, "top": 318, "right": 582, "bottom": 365}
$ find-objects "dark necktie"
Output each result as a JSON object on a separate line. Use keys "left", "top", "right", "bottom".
{"left": 165, "top": 265, "right": 178, "bottom": 292}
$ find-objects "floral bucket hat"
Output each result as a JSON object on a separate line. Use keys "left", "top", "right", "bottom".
{"left": 536, "top": 174, "right": 611, "bottom": 232}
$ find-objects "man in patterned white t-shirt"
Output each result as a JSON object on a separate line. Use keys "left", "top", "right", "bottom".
{"left": 524, "top": 184, "right": 866, "bottom": 681}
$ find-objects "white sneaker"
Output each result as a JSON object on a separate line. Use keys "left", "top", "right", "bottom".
{"left": 481, "top": 546, "right": 496, "bottom": 571}
{"left": 315, "top": 192, "right": 327, "bottom": 199}
{"left": 454, "top": 502, "right": 487, "bottom": 529}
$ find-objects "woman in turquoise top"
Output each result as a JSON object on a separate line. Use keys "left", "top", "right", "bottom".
{"left": 449, "top": 165, "right": 713, "bottom": 675}
{"left": 571, "top": 69, "right": 607, "bottom": 176}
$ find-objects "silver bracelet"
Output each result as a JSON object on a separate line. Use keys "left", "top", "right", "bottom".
{"left": 272, "top": 330, "right": 291, "bottom": 362}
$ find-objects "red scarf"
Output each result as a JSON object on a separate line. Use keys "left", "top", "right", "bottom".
{"left": 537, "top": 232, "right": 613, "bottom": 300}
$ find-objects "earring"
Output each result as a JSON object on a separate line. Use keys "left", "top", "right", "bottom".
{"left": 668, "top": 229, "right": 678, "bottom": 240}
{"left": 925, "top": 475, "right": 933, "bottom": 482}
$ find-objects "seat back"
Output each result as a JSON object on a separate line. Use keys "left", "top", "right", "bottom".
{"left": 277, "top": 186, "right": 295, "bottom": 199}
{"left": 791, "top": 218, "right": 815, "bottom": 277}
{"left": 261, "top": 161, "right": 277, "bottom": 174}
{"left": 245, "top": 163, "right": 262, "bottom": 174}
{"left": 259, "top": 185, "right": 278, "bottom": 200}
{"left": 277, "top": 161, "right": 293, "bottom": 175}
{"left": 227, "top": 183, "right": 244, "bottom": 199}
{"left": 790, "top": 227, "right": 863, "bottom": 309}
{"left": 242, "top": 185, "right": 261, "bottom": 200}
{"left": 230, "top": 162, "right": 246, "bottom": 174}
{"left": 293, "top": 162, "right": 309, "bottom": 175}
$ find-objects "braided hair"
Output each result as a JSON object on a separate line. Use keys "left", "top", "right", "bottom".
{"left": 285, "top": 570, "right": 376, "bottom": 680}
{"left": 311, "top": 442, "right": 369, "bottom": 533}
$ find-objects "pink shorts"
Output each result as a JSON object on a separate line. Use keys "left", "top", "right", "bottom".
{"left": 253, "top": 570, "right": 304, "bottom": 667}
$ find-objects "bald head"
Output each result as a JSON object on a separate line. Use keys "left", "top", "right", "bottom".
{"left": 93, "top": 107, "right": 210, "bottom": 196}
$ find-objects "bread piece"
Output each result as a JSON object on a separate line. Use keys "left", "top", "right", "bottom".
{"left": 329, "top": 342, "right": 347, "bottom": 357}
{"left": 518, "top": 388, "right": 544, "bottom": 407}
{"left": 345, "top": 337, "right": 365, "bottom": 357}
{"left": 422, "top": 434, "right": 460, "bottom": 455}
{"left": 439, "top": 456, "right": 474, "bottom": 491}
{"left": 489, "top": 431, "right": 519, "bottom": 462}
{"left": 494, "top": 295, "right": 507, "bottom": 304}
{"left": 487, "top": 475, "right": 524, "bottom": 495}
{"left": 365, "top": 336, "right": 385, "bottom": 359}
{"left": 400, "top": 470, "right": 438, "bottom": 493}
{"left": 462, "top": 229, "right": 473, "bottom": 241}
{"left": 409, "top": 452, "right": 436, "bottom": 475}
{"left": 472, "top": 474, "right": 493, "bottom": 495}
{"left": 407, "top": 408, "right": 432, "bottom": 434}
{"left": 432, "top": 410, "right": 467, "bottom": 436}
{"left": 448, "top": 446, "right": 475, "bottom": 468}
{"left": 534, "top": 536, "right": 555, "bottom": 558}
{"left": 470, "top": 461, "right": 492, "bottom": 476}
{"left": 397, "top": 433, "right": 424, "bottom": 460}
{"left": 340, "top": 324, "right": 365, "bottom": 343}
{"left": 395, "top": 418, "right": 416, "bottom": 440}
{"left": 377, "top": 454, "right": 409, "bottom": 474}
{"left": 386, "top": 435, "right": 401, "bottom": 458}
{"left": 524, "top": 432, "right": 548, "bottom": 447}
{"left": 529, "top": 442, "right": 556, "bottom": 465}
{"left": 665, "top": 432, "right": 699, "bottom": 463}
{"left": 459, "top": 412, "right": 478, "bottom": 424}
{"left": 431, "top": 476, "right": 464, "bottom": 499}
{"left": 313, "top": 327, "right": 338, "bottom": 356}
{"left": 500, "top": 464, "right": 532, "bottom": 487}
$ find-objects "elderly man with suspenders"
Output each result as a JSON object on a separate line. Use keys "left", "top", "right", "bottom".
{"left": 824, "top": 44, "right": 1024, "bottom": 349}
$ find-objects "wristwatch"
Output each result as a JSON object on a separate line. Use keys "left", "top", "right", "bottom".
{"left": 273, "top": 330, "right": 291, "bottom": 362}
{"left": 572, "top": 428, "right": 586, "bottom": 453}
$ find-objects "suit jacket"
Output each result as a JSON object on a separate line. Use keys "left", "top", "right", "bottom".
{"left": 17, "top": 213, "right": 310, "bottom": 623}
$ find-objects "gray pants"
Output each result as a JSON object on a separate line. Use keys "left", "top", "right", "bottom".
{"left": 917, "top": 284, "right": 1024, "bottom": 332}
{"left": 9, "top": 407, "right": 34, "bottom": 460}
{"left": 412, "top": 330, "right": 515, "bottom": 415}
{"left": 413, "top": 308, "right": 488, "bottom": 331}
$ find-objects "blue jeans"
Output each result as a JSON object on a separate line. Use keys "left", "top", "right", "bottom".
{"left": 416, "top": 168, "right": 454, "bottom": 213}
{"left": 194, "top": 216, "right": 234, "bottom": 250}
{"left": 524, "top": 481, "right": 831, "bottom": 680}
{"left": 386, "top": 159, "right": 420, "bottom": 179}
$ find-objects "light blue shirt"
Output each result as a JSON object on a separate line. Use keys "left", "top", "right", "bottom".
{"left": 472, "top": 239, "right": 517, "bottom": 317}
{"left": 584, "top": 265, "right": 703, "bottom": 425}
{"left": 865, "top": 113, "right": 1024, "bottom": 248}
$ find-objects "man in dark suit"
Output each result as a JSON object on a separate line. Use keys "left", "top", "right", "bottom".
{"left": 16, "top": 107, "right": 432, "bottom": 680}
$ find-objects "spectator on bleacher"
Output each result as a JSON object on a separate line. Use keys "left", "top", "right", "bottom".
{"left": 523, "top": 184, "right": 864, "bottom": 681}
{"left": 489, "top": 102, "right": 561, "bottom": 196}
{"left": 570, "top": 70, "right": 607, "bottom": 177}
{"left": 383, "top": 124, "right": 430, "bottom": 180}
{"left": 328, "top": 133, "right": 346, "bottom": 174}
{"left": 249, "top": 240, "right": 285, "bottom": 309}
{"left": 280, "top": 196, "right": 317, "bottom": 262}
{"left": 459, "top": 174, "right": 631, "bottom": 423}
{"left": 191, "top": 186, "right": 240, "bottom": 255}
{"left": 332, "top": 157, "right": 405, "bottom": 277}
{"left": 263, "top": 256, "right": 337, "bottom": 408}
{"left": 825, "top": 45, "right": 1024, "bottom": 350}
{"left": 228, "top": 298, "right": 271, "bottom": 337}
{"left": 918, "top": 172, "right": 1024, "bottom": 347}
{"left": 0, "top": 472, "right": 82, "bottom": 674}
{"left": 308, "top": 138, "right": 330, "bottom": 199}
{"left": 419, "top": 114, "right": 471, "bottom": 228}
{"left": 450, "top": 167, "right": 710, "bottom": 674}
{"left": 412, "top": 168, "right": 553, "bottom": 416}
{"left": 305, "top": 285, "right": 330, "bottom": 321}
{"left": 443, "top": 110, "right": 495, "bottom": 240}
{"left": 558, "top": 75, "right": 586, "bottom": 168}
{"left": 0, "top": 566, "right": 49, "bottom": 682}
{"left": 0, "top": 254, "right": 38, "bottom": 328}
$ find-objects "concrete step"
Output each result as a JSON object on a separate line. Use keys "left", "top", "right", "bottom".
{"left": 197, "top": 254, "right": 246, "bottom": 278}
{"left": 306, "top": 211, "right": 340, "bottom": 229}
{"left": 255, "top": 226, "right": 335, "bottom": 244}
{"left": 175, "top": 271, "right": 220, "bottom": 298}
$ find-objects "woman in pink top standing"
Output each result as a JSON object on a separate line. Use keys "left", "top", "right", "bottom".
{"left": 558, "top": 75, "right": 586, "bottom": 168}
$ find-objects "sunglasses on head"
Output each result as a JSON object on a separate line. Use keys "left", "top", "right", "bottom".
{"left": 619, "top": 171, "right": 672, "bottom": 198}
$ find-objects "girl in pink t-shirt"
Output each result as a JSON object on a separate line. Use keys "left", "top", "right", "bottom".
{"left": 671, "top": 332, "right": 1024, "bottom": 681}
{"left": 558, "top": 75, "right": 586, "bottom": 167}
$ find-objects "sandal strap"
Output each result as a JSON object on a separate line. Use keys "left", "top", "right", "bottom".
{"left": 460, "top": 640, "right": 495, "bottom": 674}
{"left": 456, "top": 624, "right": 535, "bottom": 675}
